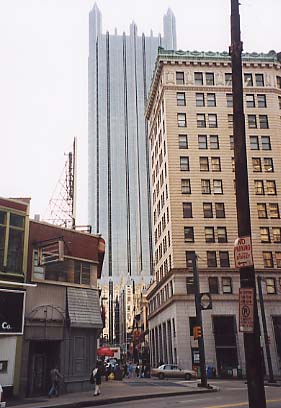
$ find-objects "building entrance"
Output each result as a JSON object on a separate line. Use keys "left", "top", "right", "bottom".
{"left": 28, "top": 340, "right": 60, "bottom": 396}
{"left": 213, "top": 316, "right": 239, "bottom": 377}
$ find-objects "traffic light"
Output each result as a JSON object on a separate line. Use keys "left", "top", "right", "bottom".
{"left": 193, "top": 325, "right": 202, "bottom": 340}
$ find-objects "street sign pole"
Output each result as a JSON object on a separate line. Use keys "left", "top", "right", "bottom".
{"left": 230, "top": 1, "right": 266, "bottom": 407}
{"left": 192, "top": 253, "right": 208, "bottom": 388}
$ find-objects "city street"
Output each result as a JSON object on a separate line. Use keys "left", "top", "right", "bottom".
{"left": 88, "top": 380, "right": 281, "bottom": 408}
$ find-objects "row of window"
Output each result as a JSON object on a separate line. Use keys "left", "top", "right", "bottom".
{"left": 176, "top": 71, "right": 281, "bottom": 88}
{"left": 187, "top": 276, "right": 234, "bottom": 294}
{"left": 177, "top": 113, "right": 269, "bottom": 129}
{"left": 182, "top": 202, "right": 225, "bottom": 218}
{"left": 260, "top": 227, "right": 281, "bottom": 243}
{"left": 178, "top": 134, "right": 272, "bottom": 151}
{"left": 185, "top": 250, "right": 281, "bottom": 269}
{"left": 186, "top": 250, "right": 230, "bottom": 267}
{"left": 257, "top": 203, "right": 280, "bottom": 219}
{"left": 184, "top": 226, "right": 228, "bottom": 243}
{"left": 177, "top": 92, "right": 269, "bottom": 109}
{"left": 180, "top": 178, "right": 277, "bottom": 196}
{"left": 187, "top": 275, "right": 280, "bottom": 295}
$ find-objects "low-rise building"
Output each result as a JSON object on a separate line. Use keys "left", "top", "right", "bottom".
{"left": 19, "top": 219, "right": 105, "bottom": 396}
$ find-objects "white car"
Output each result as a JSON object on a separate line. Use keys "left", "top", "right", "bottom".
{"left": 151, "top": 364, "right": 196, "bottom": 380}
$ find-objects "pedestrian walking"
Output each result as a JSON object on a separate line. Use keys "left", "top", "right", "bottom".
{"left": 123, "top": 362, "right": 128, "bottom": 378}
{"left": 90, "top": 361, "right": 102, "bottom": 396}
{"left": 48, "top": 366, "right": 63, "bottom": 398}
{"left": 128, "top": 362, "right": 134, "bottom": 378}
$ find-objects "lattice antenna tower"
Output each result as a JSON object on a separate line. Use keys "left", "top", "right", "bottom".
{"left": 44, "top": 138, "right": 77, "bottom": 229}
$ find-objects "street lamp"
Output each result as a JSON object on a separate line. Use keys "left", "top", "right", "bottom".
{"left": 257, "top": 276, "right": 275, "bottom": 383}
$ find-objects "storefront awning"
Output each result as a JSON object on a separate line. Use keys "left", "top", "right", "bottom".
{"left": 67, "top": 287, "right": 103, "bottom": 329}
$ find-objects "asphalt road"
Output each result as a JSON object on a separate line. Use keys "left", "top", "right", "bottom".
{"left": 90, "top": 380, "right": 281, "bottom": 408}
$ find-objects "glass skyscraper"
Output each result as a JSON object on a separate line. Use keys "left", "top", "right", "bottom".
{"left": 88, "top": 4, "right": 177, "bottom": 284}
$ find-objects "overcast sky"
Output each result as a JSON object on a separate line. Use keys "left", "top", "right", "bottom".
{"left": 0, "top": 0, "right": 280, "bottom": 224}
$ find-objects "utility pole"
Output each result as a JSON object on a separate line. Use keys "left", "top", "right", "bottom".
{"left": 230, "top": 1, "right": 266, "bottom": 407}
{"left": 257, "top": 276, "right": 275, "bottom": 383}
{"left": 192, "top": 254, "right": 207, "bottom": 388}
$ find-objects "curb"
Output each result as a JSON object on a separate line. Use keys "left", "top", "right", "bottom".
{"left": 12, "top": 387, "right": 218, "bottom": 408}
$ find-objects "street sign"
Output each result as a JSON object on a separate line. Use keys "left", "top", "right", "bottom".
{"left": 199, "top": 293, "right": 212, "bottom": 310}
{"left": 239, "top": 288, "right": 254, "bottom": 333}
{"left": 234, "top": 236, "right": 254, "bottom": 269}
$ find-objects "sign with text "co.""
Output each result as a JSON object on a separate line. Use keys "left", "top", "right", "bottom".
{"left": 239, "top": 288, "right": 254, "bottom": 333}
{"left": 234, "top": 236, "right": 253, "bottom": 269}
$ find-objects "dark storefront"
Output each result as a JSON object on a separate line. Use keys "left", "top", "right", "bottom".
{"left": 213, "top": 315, "right": 239, "bottom": 377}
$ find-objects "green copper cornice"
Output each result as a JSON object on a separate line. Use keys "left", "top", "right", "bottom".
{"left": 158, "top": 47, "right": 281, "bottom": 63}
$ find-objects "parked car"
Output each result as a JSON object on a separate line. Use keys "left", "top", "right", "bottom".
{"left": 151, "top": 364, "right": 196, "bottom": 380}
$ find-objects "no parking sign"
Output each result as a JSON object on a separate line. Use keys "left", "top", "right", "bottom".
{"left": 239, "top": 288, "right": 254, "bottom": 333}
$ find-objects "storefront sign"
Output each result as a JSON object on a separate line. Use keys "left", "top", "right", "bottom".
{"left": 239, "top": 288, "right": 254, "bottom": 333}
{"left": 234, "top": 236, "right": 254, "bottom": 269}
{"left": 0, "top": 289, "right": 25, "bottom": 335}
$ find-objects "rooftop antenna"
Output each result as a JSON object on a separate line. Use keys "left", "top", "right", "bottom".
{"left": 44, "top": 138, "right": 77, "bottom": 229}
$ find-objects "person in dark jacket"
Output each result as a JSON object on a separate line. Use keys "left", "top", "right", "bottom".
{"left": 92, "top": 361, "right": 102, "bottom": 396}
{"left": 48, "top": 366, "right": 63, "bottom": 398}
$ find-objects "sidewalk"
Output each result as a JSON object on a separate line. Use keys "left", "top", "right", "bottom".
{"left": 7, "top": 378, "right": 217, "bottom": 408}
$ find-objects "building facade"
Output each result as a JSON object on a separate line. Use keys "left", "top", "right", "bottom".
{"left": 88, "top": 4, "right": 177, "bottom": 285}
{"left": 146, "top": 49, "right": 281, "bottom": 377}
{"left": 0, "top": 197, "right": 30, "bottom": 399}
{"left": 19, "top": 220, "right": 105, "bottom": 396}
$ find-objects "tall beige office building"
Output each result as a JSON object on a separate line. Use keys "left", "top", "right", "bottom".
{"left": 146, "top": 48, "right": 281, "bottom": 377}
